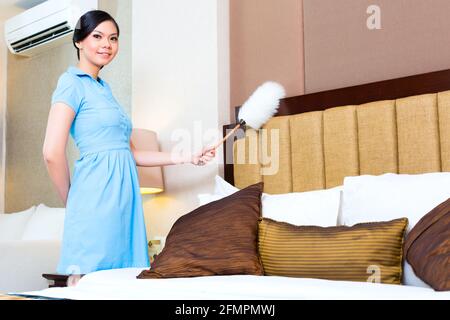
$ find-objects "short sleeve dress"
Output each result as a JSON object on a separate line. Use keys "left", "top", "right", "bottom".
{"left": 51, "top": 66, "right": 150, "bottom": 274}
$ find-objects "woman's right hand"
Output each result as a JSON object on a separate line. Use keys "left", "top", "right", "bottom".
{"left": 191, "top": 146, "right": 216, "bottom": 166}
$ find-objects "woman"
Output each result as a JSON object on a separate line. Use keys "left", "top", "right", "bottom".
{"left": 42, "top": 10, "right": 215, "bottom": 275}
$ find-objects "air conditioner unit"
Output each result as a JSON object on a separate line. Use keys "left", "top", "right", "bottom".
{"left": 4, "top": 0, "right": 98, "bottom": 57}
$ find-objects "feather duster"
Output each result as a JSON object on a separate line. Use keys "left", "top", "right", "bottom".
{"left": 212, "top": 81, "right": 285, "bottom": 150}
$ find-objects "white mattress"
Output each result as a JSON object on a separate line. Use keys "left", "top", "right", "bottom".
{"left": 17, "top": 268, "right": 450, "bottom": 300}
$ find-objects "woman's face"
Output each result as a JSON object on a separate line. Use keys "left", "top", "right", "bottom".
{"left": 76, "top": 20, "right": 119, "bottom": 68}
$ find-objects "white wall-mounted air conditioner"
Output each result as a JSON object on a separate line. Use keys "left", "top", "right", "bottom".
{"left": 4, "top": 0, "right": 98, "bottom": 57}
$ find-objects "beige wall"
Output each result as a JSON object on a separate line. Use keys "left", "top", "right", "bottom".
{"left": 0, "top": 18, "right": 9, "bottom": 214}
{"left": 0, "top": 6, "right": 25, "bottom": 214}
{"left": 132, "top": 0, "right": 229, "bottom": 239}
{"left": 230, "top": 0, "right": 304, "bottom": 120}
{"left": 4, "top": 0, "right": 131, "bottom": 212}
{"left": 230, "top": 0, "right": 450, "bottom": 107}
{"left": 304, "top": 0, "right": 450, "bottom": 93}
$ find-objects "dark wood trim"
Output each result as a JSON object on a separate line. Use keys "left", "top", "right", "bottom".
{"left": 42, "top": 274, "right": 70, "bottom": 287}
{"left": 234, "top": 69, "right": 450, "bottom": 121}
{"left": 223, "top": 123, "right": 245, "bottom": 186}
{"left": 42, "top": 273, "right": 85, "bottom": 288}
{"left": 225, "top": 68, "right": 450, "bottom": 185}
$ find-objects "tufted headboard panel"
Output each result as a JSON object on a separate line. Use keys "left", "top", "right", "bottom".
{"left": 225, "top": 72, "right": 450, "bottom": 194}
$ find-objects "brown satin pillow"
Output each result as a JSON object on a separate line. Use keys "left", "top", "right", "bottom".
{"left": 404, "top": 198, "right": 450, "bottom": 291}
{"left": 137, "top": 182, "right": 264, "bottom": 279}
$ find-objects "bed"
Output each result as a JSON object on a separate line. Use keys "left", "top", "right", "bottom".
{"left": 14, "top": 69, "right": 450, "bottom": 300}
{"left": 11, "top": 268, "right": 450, "bottom": 300}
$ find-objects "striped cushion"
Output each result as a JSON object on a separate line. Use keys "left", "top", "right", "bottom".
{"left": 258, "top": 217, "right": 408, "bottom": 284}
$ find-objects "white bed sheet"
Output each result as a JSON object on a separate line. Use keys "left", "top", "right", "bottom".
{"left": 18, "top": 268, "right": 450, "bottom": 300}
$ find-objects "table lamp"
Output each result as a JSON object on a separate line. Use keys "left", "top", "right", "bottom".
{"left": 131, "top": 128, "right": 164, "bottom": 194}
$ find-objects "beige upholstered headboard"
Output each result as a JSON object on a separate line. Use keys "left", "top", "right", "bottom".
{"left": 226, "top": 73, "right": 450, "bottom": 194}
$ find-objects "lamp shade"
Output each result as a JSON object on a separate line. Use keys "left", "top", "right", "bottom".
{"left": 131, "top": 129, "right": 164, "bottom": 194}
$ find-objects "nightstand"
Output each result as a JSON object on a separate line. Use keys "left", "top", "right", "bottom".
{"left": 42, "top": 274, "right": 85, "bottom": 288}
{"left": 148, "top": 239, "right": 162, "bottom": 263}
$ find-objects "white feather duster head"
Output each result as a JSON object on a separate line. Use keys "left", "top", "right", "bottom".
{"left": 238, "top": 81, "right": 286, "bottom": 129}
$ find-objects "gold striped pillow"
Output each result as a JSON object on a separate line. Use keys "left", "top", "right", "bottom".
{"left": 258, "top": 217, "right": 408, "bottom": 284}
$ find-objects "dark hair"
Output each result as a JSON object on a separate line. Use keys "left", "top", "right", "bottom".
{"left": 72, "top": 10, "right": 120, "bottom": 63}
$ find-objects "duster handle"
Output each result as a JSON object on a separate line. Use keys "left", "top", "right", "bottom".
{"left": 212, "top": 122, "right": 242, "bottom": 150}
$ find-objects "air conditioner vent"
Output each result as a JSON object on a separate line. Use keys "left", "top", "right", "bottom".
{"left": 11, "top": 21, "right": 72, "bottom": 53}
{"left": 4, "top": 0, "right": 98, "bottom": 57}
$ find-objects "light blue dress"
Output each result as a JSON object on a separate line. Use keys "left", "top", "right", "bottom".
{"left": 52, "top": 66, "right": 150, "bottom": 274}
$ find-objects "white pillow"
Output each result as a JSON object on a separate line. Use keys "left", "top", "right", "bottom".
{"left": 197, "top": 193, "right": 224, "bottom": 206}
{"left": 341, "top": 172, "right": 450, "bottom": 230}
{"left": 0, "top": 206, "right": 36, "bottom": 241}
{"left": 341, "top": 172, "right": 450, "bottom": 287}
{"left": 261, "top": 187, "right": 342, "bottom": 227}
{"left": 21, "top": 203, "right": 65, "bottom": 241}
{"left": 197, "top": 175, "right": 240, "bottom": 206}
{"left": 200, "top": 176, "right": 342, "bottom": 227}
{"left": 214, "top": 175, "right": 239, "bottom": 195}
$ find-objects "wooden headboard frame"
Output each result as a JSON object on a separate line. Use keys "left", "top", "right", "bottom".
{"left": 223, "top": 69, "right": 450, "bottom": 186}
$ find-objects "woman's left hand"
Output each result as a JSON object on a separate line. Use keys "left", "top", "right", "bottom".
{"left": 191, "top": 146, "right": 216, "bottom": 166}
